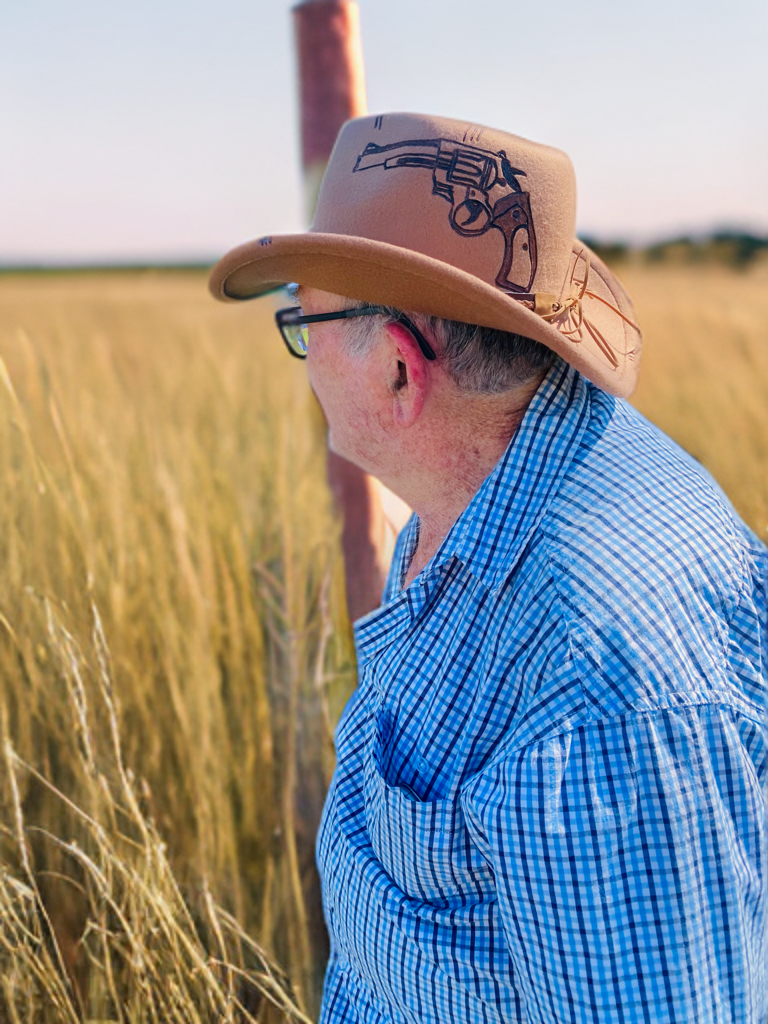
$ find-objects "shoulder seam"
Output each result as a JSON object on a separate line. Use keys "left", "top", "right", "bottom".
{"left": 460, "top": 696, "right": 761, "bottom": 799}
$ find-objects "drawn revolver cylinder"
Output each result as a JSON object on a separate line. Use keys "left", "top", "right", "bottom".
{"left": 353, "top": 137, "right": 538, "bottom": 294}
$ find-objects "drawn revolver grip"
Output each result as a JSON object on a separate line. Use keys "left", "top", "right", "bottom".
{"left": 353, "top": 137, "right": 539, "bottom": 294}
{"left": 489, "top": 192, "right": 537, "bottom": 294}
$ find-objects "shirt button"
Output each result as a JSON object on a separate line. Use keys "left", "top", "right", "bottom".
{"left": 417, "top": 756, "right": 428, "bottom": 772}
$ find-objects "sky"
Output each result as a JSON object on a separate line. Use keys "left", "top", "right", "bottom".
{"left": 2, "top": 0, "right": 767, "bottom": 264}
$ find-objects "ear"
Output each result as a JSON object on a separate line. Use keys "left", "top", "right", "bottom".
{"left": 384, "top": 321, "right": 433, "bottom": 428}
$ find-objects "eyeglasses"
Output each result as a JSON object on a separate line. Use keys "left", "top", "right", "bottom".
{"left": 274, "top": 305, "right": 437, "bottom": 361}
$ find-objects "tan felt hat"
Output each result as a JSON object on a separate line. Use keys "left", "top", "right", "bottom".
{"left": 210, "top": 112, "right": 642, "bottom": 397}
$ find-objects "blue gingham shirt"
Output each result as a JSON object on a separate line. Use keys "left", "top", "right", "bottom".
{"left": 316, "top": 359, "right": 768, "bottom": 1024}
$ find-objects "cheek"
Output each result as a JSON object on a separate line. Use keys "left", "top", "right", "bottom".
{"left": 311, "top": 364, "right": 387, "bottom": 460}
{"left": 307, "top": 332, "right": 355, "bottom": 406}
{"left": 305, "top": 356, "right": 323, "bottom": 404}
{"left": 306, "top": 339, "right": 337, "bottom": 409}
{"left": 307, "top": 359, "right": 346, "bottom": 425}
{"left": 305, "top": 330, "right": 389, "bottom": 453}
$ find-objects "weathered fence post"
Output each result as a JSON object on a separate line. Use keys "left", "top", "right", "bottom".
{"left": 293, "top": 1, "right": 410, "bottom": 634}
{"left": 293, "top": 0, "right": 367, "bottom": 219}
{"left": 293, "top": 0, "right": 391, "bottom": 628}
{"left": 286, "top": 6, "right": 372, "bottom": 1017}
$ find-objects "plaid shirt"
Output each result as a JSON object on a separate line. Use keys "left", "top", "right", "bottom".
{"left": 316, "top": 359, "right": 768, "bottom": 1024}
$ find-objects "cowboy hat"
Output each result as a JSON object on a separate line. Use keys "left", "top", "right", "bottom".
{"left": 210, "top": 112, "right": 642, "bottom": 397}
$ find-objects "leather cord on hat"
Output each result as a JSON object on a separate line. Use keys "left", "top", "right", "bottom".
{"left": 518, "top": 250, "right": 640, "bottom": 369}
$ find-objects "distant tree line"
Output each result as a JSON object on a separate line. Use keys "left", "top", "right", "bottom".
{"left": 3, "top": 232, "right": 767, "bottom": 275}
{"left": 581, "top": 231, "right": 768, "bottom": 269}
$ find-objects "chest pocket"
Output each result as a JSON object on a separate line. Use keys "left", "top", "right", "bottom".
{"left": 364, "top": 756, "right": 470, "bottom": 904}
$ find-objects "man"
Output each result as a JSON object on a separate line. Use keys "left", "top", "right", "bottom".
{"left": 211, "top": 113, "right": 767, "bottom": 1023}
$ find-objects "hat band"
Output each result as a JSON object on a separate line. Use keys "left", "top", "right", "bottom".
{"left": 516, "top": 251, "right": 640, "bottom": 369}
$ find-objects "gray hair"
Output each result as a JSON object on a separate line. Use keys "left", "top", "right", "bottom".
{"left": 341, "top": 304, "right": 557, "bottom": 395}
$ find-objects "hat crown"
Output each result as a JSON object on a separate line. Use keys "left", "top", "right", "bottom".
{"left": 313, "top": 112, "right": 577, "bottom": 300}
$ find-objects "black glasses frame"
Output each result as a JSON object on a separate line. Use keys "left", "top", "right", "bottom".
{"left": 275, "top": 305, "right": 437, "bottom": 361}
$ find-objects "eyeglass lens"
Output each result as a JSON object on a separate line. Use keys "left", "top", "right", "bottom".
{"left": 283, "top": 312, "right": 309, "bottom": 356}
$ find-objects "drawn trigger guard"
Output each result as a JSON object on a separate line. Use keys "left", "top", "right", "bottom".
{"left": 450, "top": 197, "right": 492, "bottom": 236}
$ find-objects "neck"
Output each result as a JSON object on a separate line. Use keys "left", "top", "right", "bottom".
{"left": 389, "top": 376, "right": 542, "bottom": 582}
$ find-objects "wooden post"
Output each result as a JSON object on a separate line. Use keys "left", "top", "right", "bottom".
{"left": 293, "top": 1, "right": 367, "bottom": 220}
{"left": 293, "top": 0, "right": 409, "bottom": 624}
{"left": 286, "top": 8, "right": 378, "bottom": 1016}
{"left": 286, "top": 4, "right": 415, "bottom": 1013}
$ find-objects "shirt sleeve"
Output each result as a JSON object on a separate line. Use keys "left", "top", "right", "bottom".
{"left": 461, "top": 703, "right": 767, "bottom": 1024}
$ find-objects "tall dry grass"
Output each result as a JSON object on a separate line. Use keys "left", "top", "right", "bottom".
{"left": 0, "top": 271, "right": 355, "bottom": 1021}
{"left": 626, "top": 259, "right": 768, "bottom": 537}
{"left": 0, "top": 262, "right": 765, "bottom": 1020}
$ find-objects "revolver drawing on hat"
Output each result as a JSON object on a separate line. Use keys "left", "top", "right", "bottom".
{"left": 353, "top": 138, "right": 538, "bottom": 294}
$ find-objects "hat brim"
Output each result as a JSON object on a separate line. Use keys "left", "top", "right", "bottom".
{"left": 209, "top": 232, "right": 641, "bottom": 398}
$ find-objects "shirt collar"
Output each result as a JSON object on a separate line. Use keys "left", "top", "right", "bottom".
{"left": 353, "top": 360, "right": 595, "bottom": 663}
{"left": 411, "top": 358, "right": 594, "bottom": 596}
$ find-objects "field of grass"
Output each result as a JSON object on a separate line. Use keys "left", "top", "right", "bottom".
{"left": 626, "top": 260, "right": 768, "bottom": 535}
{"left": 0, "top": 271, "right": 355, "bottom": 1022}
{"left": 0, "top": 263, "right": 765, "bottom": 1021}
